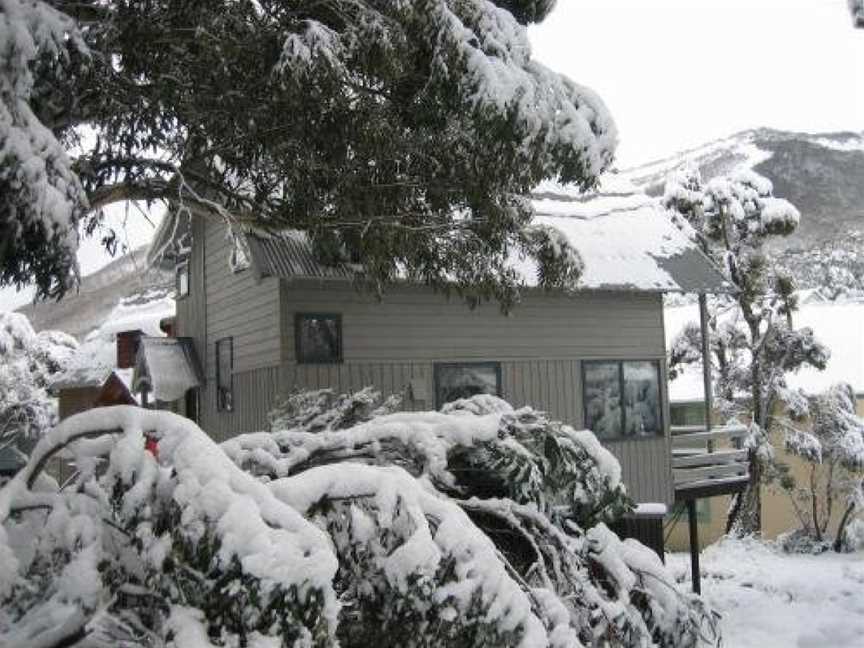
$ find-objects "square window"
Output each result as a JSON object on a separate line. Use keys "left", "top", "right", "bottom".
{"left": 623, "top": 361, "right": 662, "bottom": 437}
{"left": 583, "top": 360, "right": 663, "bottom": 440}
{"left": 216, "top": 338, "right": 233, "bottom": 412}
{"left": 176, "top": 260, "right": 189, "bottom": 298}
{"left": 295, "top": 314, "right": 342, "bottom": 363}
{"left": 434, "top": 362, "right": 501, "bottom": 408}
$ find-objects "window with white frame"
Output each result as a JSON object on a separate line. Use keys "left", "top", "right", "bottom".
{"left": 583, "top": 360, "right": 662, "bottom": 440}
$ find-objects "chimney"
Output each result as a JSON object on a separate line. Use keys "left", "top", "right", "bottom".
{"left": 116, "top": 330, "right": 142, "bottom": 369}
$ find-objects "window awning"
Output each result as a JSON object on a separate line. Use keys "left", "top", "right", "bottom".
{"left": 133, "top": 337, "right": 204, "bottom": 402}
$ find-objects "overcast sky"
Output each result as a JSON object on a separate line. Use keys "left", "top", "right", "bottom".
{"left": 2, "top": 0, "right": 862, "bottom": 312}
{"left": 530, "top": 0, "right": 864, "bottom": 167}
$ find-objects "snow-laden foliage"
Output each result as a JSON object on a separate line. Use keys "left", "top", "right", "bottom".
{"left": 0, "top": 407, "right": 340, "bottom": 647}
{"left": 0, "top": 0, "right": 86, "bottom": 298}
{"left": 225, "top": 390, "right": 632, "bottom": 528}
{"left": 224, "top": 391, "right": 718, "bottom": 646}
{"left": 773, "top": 230, "right": 864, "bottom": 300}
{"left": 0, "top": 312, "right": 77, "bottom": 455}
{"left": 0, "top": 0, "right": 615, "bottom": 308}
{"left": 851, "top": 0, "right": 864, "bottom": 27}
{"left": 1, "top": 395, "right": 720, "bottom": 647}
{"left": 777, "top": 383, "right": 864, "bottom": 550}
{"left": 664, "top": 166, "right": 827, "bottom": 535}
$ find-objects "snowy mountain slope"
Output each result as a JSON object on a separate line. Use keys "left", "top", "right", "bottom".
{"left": 16, "top": 246, "right": 173, "bottom": 340}
{"left": 618, "top": 128, "right": 864, "bottom": 250}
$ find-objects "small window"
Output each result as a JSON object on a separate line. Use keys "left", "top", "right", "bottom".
{"left": 230, "top": 235, "right": 250, "bottom": 273}
{"left": 295, "top": 314, "right": 342, "bottom": 363}
{"left": 216, "top": 338, "right": 233, "bottom": 412}
{"left": 185, "top": 387, "right": 200, "bottom": 424}
{"left": 583, "top": 360, "right": 663, "bottom": 440}
{"left": 176, "top": 260, "right": 189, "bottom": 298}
{"left": 434, "top": 362, "right": 501, "bottom": 408}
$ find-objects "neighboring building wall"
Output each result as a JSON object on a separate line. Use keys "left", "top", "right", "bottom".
{"left": 58, "top": 386, "right": 102, "bottom": 420}
{"left": 666, "top": 396, "right": 864, "bottom": 550}
{"left": 116, "top": 331, "right": 142, "bottom": 369}
{"left": 195, "top": 279, "right": 674, "bottom": 505}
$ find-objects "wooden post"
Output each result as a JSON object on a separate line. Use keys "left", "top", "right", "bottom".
{"left": 688, "top": 498, "right": 701, "bottom": 594}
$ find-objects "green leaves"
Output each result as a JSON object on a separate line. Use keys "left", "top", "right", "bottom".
{"left": 4, "top": 0, "right": 615, "bottom": 308}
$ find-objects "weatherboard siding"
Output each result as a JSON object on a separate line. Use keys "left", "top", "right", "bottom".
{"left": 280, "top": 282, "right": 666, "bottom": 362}
{"left": 202, "top": 218, "right": 281, "bottom": 378}
{"left": 193, "top": 282, "right": 674, "bottom": 503}
{"left": 175, "top": 214, "right": 207, "bottom": 370}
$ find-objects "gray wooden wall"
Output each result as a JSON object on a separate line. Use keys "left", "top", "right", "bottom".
{"left": 179, "top": 222, "right": 674, "bottom": 505}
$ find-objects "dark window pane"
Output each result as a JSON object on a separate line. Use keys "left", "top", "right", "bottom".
{"left": 584, "top": 362, "right": 622, "bottom": 439}
{"left": 296, "top": 315, "right": 341, "bottom": 363}
{"left": 623, "top": 361, "right": 661, "bottom": 436}
{"left": 435, "top": 364, "right": 500, "bottom": 407}
{"left": 216, "top": 338, "right": 233, "bottom": 412}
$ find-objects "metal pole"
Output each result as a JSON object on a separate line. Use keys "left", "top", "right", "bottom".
{"left": 698, "top": 293, "right": 713, "bottom": 434}
{"left": 688, "top": 499, "right": 701, "bottom": 594}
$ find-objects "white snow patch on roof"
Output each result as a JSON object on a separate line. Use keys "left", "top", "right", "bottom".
{"left": 523, "top": 193, "right": 730, "bottom": 292}
{"left": 52, "top": 290, "right": 175, "bottom": 389}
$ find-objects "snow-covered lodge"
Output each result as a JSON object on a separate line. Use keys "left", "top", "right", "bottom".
{"left": 145, "top": 187, "right": 735, "bottom": 555}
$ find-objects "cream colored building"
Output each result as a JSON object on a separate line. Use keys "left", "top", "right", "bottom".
{"left": 665, "top": 300, "right": 864, "bottom": 550}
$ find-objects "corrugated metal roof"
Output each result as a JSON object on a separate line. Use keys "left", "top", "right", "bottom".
{"left": 246, "top": 196, "right": 733, "bottom": 294}
{"left": 247, "top": 231, "right": 356, "bottom": 281}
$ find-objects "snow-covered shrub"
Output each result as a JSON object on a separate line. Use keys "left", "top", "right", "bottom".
{"left": 0, "top": 407, "right": 338, "bottom": 647}
{"left": 775, "top": 528, "right": 833, "bottom": 555}
{"left": 222, "top": 391, "right": 719, "bottom": 646}
{"left": 0, "top": 313, "right": 77, "bottom": 455}
{"left": 267, "top": 386, "right": 402, "bottom": 433}
{"left": 838, "top": 517, "right": 864, "bottom": 552}
{"left": 1, "top": 395, "right": 720, "bottom": 647}
{"left": 777, "top": 383, "right": 864, "bottom": 550}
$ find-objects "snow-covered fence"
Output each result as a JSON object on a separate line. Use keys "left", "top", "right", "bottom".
{"left": 672, "top": 423, "right": 750, "bottom": 495}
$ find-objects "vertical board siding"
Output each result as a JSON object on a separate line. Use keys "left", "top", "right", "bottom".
{"left": 200, "top": 366, "right": 282, "bottom": 442}
{"left": 199, "top": 357, "right": 674, "bottom": 505}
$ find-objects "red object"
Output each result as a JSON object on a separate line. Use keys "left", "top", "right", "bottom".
{"left": 145, "top": 436, "right": 159, "bottom": 460}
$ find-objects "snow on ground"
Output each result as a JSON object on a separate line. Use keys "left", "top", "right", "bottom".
{"left": 668, "top": 538, "right": 864, "bottom": 648}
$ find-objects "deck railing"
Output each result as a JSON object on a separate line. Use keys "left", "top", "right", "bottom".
{"left": 671, "top": 423, "right": 750, "bottom": 498}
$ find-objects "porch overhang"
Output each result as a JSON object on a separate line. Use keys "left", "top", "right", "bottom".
{"left": 133, "top": 337, "right": 204, "bottom": 403}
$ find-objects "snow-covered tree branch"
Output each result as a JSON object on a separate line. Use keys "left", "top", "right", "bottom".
{"left": 0, "top": 313, "right": 77, "bottom": 459}
{"left": 777, "top": 383, "right": 864, "bottom": 551}
{"left": 664, "top": 167, "right": 828, "bottom": 535}
{"left": 1, "top": 0, "right": 616, "bottom": 307}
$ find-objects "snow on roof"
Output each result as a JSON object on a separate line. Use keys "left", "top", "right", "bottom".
{"left": 51, "top": 290, "right": 175, "bottom": 390}
{"left": 245, "top": 190, "right": 731, "bottom": 294}
{"left": 133, "top": 337, "right": 203, "bottom": 402}
{"left": 527, "top": 196, "right": 732, "bottom": 293}
{"left": 665, "top": 300, "right": 864, "bottom": 404}
{"left": 87, "top": 289, "right": 174, "bottom": 340}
